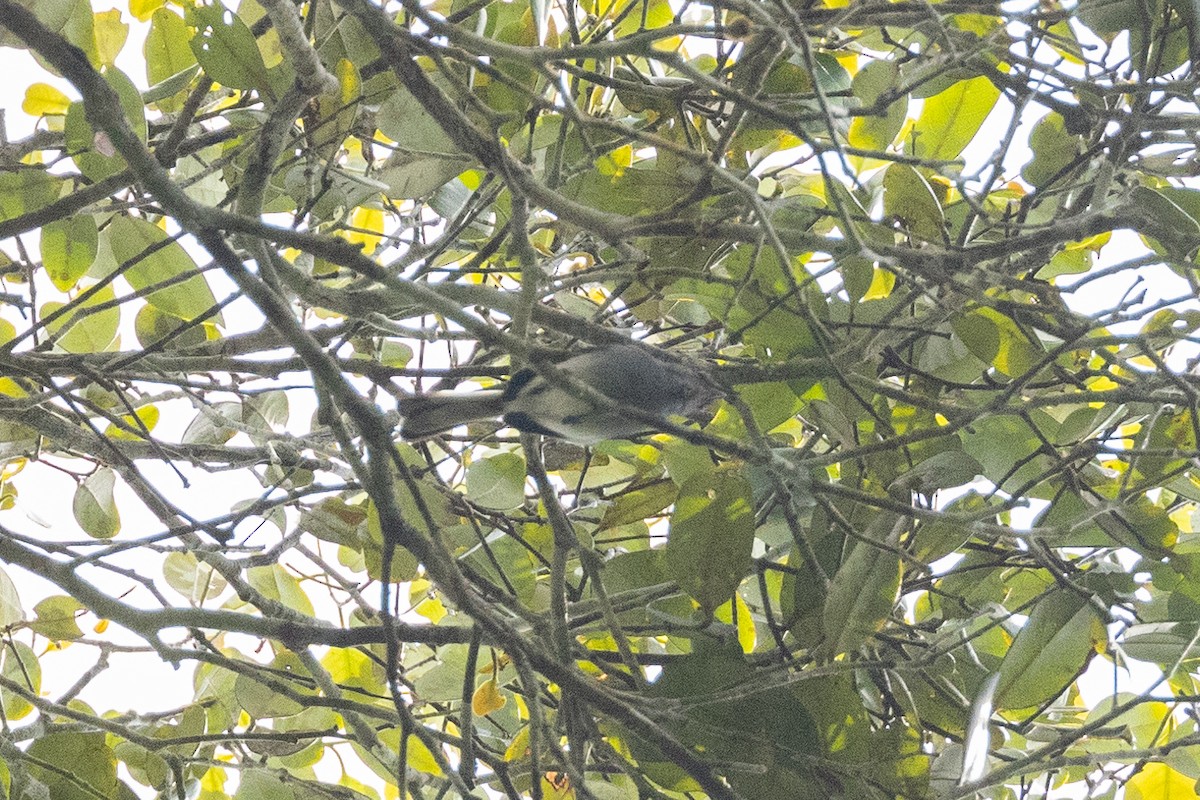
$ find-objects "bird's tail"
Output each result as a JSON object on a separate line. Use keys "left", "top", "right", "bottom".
{"left": 398, "top": 391, "right": 506, "bottom": 439}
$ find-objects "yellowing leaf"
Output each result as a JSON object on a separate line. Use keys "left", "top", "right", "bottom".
{"left": 105, "top": 405, "right": 159, "bottom": 441}
{"left": 22, "top": 83, "right": 70, "bottom": 116}
{"left": 0, "top": 378, "right": 27, "bottom": 399}
{"left": 93, "top": 9, "right": 129, "bottom": 66}
{"left": 405, "top": 734, "right": 444, "bottom": 776}
{"left": 864, "top": 266, "right": 896, "bottom": 300}
{"left": 345, "top": 206, "right": 384, "bottom": 254}
{"left": 504, "top": 726, "right": 531, "bottom": 762}
{"left": 1125, "top": 762, "right": 1199, "bottom": 800}
{"left": 472, "top": 678, "right": 507, "bottom": 715}
{"left": 129, "top": 0, "right": 166, "bottom": 21}
{"left": 714, "top": 593, "right": 757, "bottom": 654}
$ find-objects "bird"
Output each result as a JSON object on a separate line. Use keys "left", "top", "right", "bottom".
{"left": 398, "top": 343, "right": 721, "bottom": 444}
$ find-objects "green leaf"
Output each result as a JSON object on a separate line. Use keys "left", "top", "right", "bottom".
{"left": 1122, "top": 622, "right": 1200, "bottom": 665}
{"left": 144, "top": 8, "right": 196, "bottom": 87}
{"left": 599, "top": 481, "right": 677, "bottom": 530}
{"left": 72, "top": 467, "right": 121, "bottom": 539}
{"left": 1076, "top": 0, "right": 1144, "bottom": 38}
{"left": 28, "top": 732, "right": 118, "bottom": 800}
{"left": 890, "top": 451, "right": 983, "bottom": 495}
{"left": 910, "top": 491, "right": 986, "bottom": 562}
{"left": 63, "top": 66, "right": 147, "bottom": 181}
{"left": 662, "top": 466, "right": 755, "bottom": 613}
{"left": 246, "top": 564, "right": 315, "bottom": 616}
{"left": 41, "top": 215, "right": 98, "bottom": 291}
{"left": 31, "top": 595, "right": 85, "bottom": 641}
{"left": 822, "top": 515, "right": 903, "bottom": 657}
{"left": 882, "top": 163, "right": 946, "bottom": 243}
{"left": 0, "top": 641, "right": 39, "bottom": 720}
{"left": 235, "top": 768, "right": 296, "bottom": 800}
{"left": 0, "top": 0, "right": 98, "bottom": 63}
{"left": 0, "top": 169, "right": 62, "bottom": 223}
{"left": 234, "top": 652, "right": 309, "bottom": 719}
{"left": 466, "top": 453, "right": 527, "bottom": 510}
{"left": 565, "top": 165, "right": 693, "bottom": 216}
{"left": 163, "top": 551, "right": 228, "bottom": 603}
{"left": 1021, "top": 113, "right": 1083, "bottom": 188}
{"left": 187, "top": 4, "right": 271, "bottom": 91}
{"left": 106, "top": 215, "right": 220, "bottom": 322}
{"left": 42, "top": 282, "right": 120, "bottom": 354}
{"left": 1129, "top": 186, "right": 1200, "bottom": 258}
{"left": 0, "top": 566, "right": 24, "bottom": 627}
{"left": 994, "top": 589, "right": 1103, "bottom": 710}
{"left": 951, "top": 307, "right": 1042, "bottom": 378}
{"left": 299, "top": 497, "right": 366, "bottom": 547}
{"left": 113, "top": 739, "right": 170, "bottom": 791}
{"left": 911, "top": 76, "right": 1000, "bottom": 161}
{"left": 180, "top": 401, "right": 240, "bottom": 445}
{"left": 847, "top": 59, "right": 908, "bottom": 152}
{"left": 133, "top": 304, "right": 208, "bottom": 350}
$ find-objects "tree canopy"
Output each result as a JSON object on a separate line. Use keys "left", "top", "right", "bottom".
{"left": 1, "top": 0, "right": 1200, "bottom": 798}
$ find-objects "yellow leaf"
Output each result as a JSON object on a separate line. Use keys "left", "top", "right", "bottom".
{"left": 128, "top": 0, "right": 165, "bottom": 22}
{"left": 22, "top": 83, "right": 70, "bottom": 117}
{"left": 94, "top": 10, "right": 129, "bottom": 66}
{"left": 472, "top": 678, "right": 507, "bottom": 715}
{"left": 714, "top": 593, "right": 757, "bottom": 654}
{"left": 405, "top": 734, "right": 444, "bottom": 776}
{"left": 93, "top": 619, "right": 109, "bottom": 634}
{"left": 0, "top": 378, "right": 27, "bottom": 398}
{"left": 864, "top": 266, "right": 896, "bottom": 301}
{"left": 1125, "top": 762, "right": 1199, "bottom": 800}
{"left": 199, "top": 765, "right": 226, "bottom": 792}
{"left": 504, "top": 726, "right": 530, "bottom": 762}
{"left": 345, "top": 206, "right": 383, "bottom": 254}
{"left": 106, "top": 405, "right": 160, "bottom": 440}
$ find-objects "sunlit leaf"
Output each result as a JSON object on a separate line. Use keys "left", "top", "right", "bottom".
{"left": 22, "top": 82, "right": 70, "bottom": 116}
{"left": 911, "top": 76, "right": 1000, "bottom": 161}
{"left": 41, "top": 214, "right": 98, "bottom": 291}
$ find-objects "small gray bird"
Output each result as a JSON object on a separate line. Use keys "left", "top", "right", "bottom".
{"left": 398, "top": 344, "right": 720, "bottom": 444}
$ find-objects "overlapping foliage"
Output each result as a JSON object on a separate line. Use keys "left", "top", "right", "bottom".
{"left": 1, "top": 0, "right": 1199, "bottom": 797}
